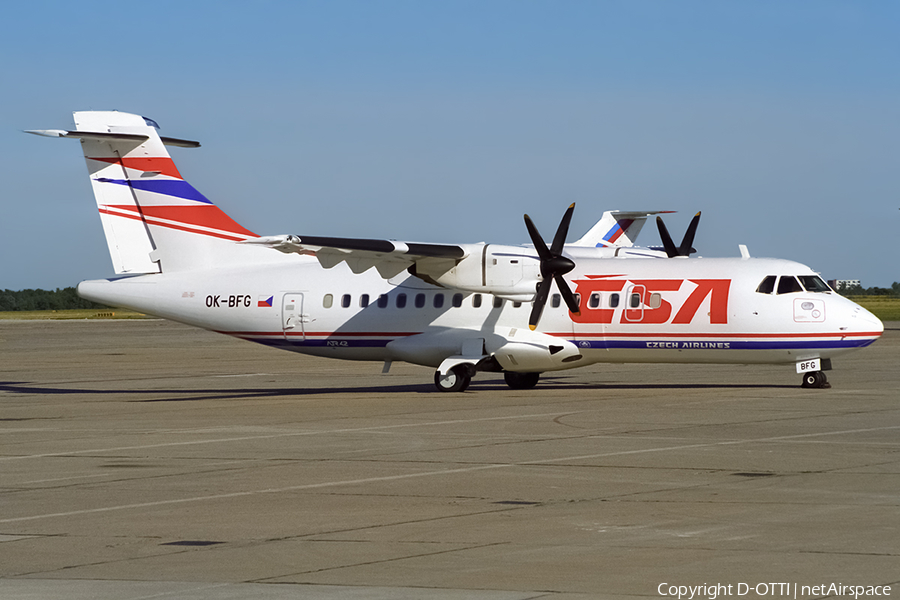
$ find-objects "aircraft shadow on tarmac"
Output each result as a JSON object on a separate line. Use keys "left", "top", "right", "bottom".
{"left": 0, "top": 378, "right": 798, "bottom": 401}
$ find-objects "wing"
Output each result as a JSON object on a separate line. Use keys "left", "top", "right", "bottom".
{"left": 243, "top": 235, "right": 468, "bottom": 279}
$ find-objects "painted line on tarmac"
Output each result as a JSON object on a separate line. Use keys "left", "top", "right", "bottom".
{"left": 0, "top": 411, "right": 567, "bottom": 462}
{"left": 2, "top": 423, "right": 898, "bottom": 525}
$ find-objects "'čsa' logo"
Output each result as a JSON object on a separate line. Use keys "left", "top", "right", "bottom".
{"left": 570, "top": 276, "right": 731, "bottom": 325}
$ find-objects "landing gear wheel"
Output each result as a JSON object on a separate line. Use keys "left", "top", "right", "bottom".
{"left": 434, "top": 365, "right": 472, "bottom": 392}
{"left": 504, "top": 371, "right": 541, "bottom": 389}
{"left": 801, "top": 371, "right": 829, "bottom": 389}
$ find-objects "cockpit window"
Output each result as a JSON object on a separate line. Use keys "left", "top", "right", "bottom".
{"left": 756, "top": 276, "right": 777, "bottom": 294}
{"left": 777, "top": 276, "right": 804, "bottom": 294}
{"left": 798, "top": 275, "right": 831, "bottom": 293}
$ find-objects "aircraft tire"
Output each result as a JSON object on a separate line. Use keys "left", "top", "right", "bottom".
{"left": 504, "top": 371, "right": 540, "bottom": 389}
{"left": 801, "top": 371, "right": 829, "bottom": 389}
{"left": 434, "top": 365, "right": 471, "bottom": 392}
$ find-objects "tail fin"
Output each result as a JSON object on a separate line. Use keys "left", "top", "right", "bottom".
{"left": 29, "top": 111, "right": 257, "bottom": 273}
{"left": 571, "top": 210, "right": 674, "bottom": 248}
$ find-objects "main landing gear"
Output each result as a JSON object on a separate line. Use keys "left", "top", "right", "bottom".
{"left": 434, "top": 364, "right": 474, "bottom": 392}
{"left": 434, "top": 366, "right": 543, "bottom": 392}
{"left": 504, "top": 371, "right": 540, "bottom": 389}
{"left": 801, "top": 371, "right": 830, "bottom": 389}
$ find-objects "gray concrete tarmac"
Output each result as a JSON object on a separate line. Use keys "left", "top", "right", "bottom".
{"left": 0, "top": 319, "right": 898, "bottom": 599}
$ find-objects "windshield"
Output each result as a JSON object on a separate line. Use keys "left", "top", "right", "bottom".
{"left": 756, "top": 276, "right": 776, "bottom": 294}
{"left": 798, "top": 275, "right": 831, "bottom": 292}
{"left": 777, "top": 276, "right": 804, "bottom": 294}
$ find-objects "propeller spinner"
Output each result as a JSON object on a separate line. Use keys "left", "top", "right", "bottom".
{"left": 656, "top": 211, "right": 701, "bottom": 258}
{"left": 524, "top": 203, "right": 581, "bottom": 330}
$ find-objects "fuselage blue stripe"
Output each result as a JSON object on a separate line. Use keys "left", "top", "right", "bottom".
{"left": 240, "top": 336, "right": 877, "bottom": 351}
{"left": 571, "top": 339, "right": 877, "bottom": 350}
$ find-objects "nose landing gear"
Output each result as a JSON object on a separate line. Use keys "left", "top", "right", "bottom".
{"left": 801, "top": 371, "right": 830, "bottom": 389}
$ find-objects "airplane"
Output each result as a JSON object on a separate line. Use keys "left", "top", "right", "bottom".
{"left": 27, "top": 111, "right": 884, "bottom": 392}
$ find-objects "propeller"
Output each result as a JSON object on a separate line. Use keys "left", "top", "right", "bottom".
{"left": 656, "top": 211, "right": 701, "bottom": 258}
{"left": 524, "top": 203, "right": 581, "bottom": 330}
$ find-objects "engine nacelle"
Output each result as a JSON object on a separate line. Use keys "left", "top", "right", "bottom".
{"left": 487, "top": 329, "right": 584, "bottom": 373}
{"left": 412, "top": 243, "right": 541, "bottom": 301}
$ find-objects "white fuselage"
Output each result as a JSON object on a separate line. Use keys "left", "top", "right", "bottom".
{"left": 78, "top": 251, "right": 883, "bottom": 372}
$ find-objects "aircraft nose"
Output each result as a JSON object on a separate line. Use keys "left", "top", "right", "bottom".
{"left": 844, "top": 301, "right": 884, "bottom": 336}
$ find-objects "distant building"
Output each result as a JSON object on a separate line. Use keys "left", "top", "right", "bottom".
{"left": 827, "top": 279, "right": 861, "bottom": 291}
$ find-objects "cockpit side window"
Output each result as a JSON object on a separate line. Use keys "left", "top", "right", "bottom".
{"left": 798, "top": 275, "right": 831, "bottom": 293}
{"left": 756, "top": 276, "right": 777, "bottom": 294}
{"left": 777, "top": 276, "right": 803, "bottom": 294}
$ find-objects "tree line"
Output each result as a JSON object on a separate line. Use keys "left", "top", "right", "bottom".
{"left": 835, "top": 282, "right": 900, "bottom": 297}
{"left": 0, "top": 288, "right": 109, "bottom": 311}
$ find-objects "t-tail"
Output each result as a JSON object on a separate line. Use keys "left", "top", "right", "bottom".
{"left": 571, "top": 210, "right": 675, "bottom": 248}
{"left": 27, "top": 111, "right": 258, "bottom": 274}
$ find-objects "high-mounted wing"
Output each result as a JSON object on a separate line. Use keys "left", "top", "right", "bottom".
{"left": 243, "top": 235, "right": 468, "bottom": 279}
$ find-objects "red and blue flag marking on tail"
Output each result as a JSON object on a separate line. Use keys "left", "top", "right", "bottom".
{"left": 89, "top": 156, "right": 257, "bottom": 241}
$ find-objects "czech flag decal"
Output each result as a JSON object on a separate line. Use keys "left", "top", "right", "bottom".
{"left": 258, "top": 295, "right": 274, "bottom": 308}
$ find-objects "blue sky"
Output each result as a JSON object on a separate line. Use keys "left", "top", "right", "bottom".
{"left": 2, "top": 1, "right": 898, "bottom": 289}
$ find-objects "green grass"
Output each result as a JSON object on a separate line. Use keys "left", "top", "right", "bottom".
{"left": 0, "top": 309, "right": 150, "bottom": 320}
{"left": 846, "top": 296, "right": 900, "bottom": 322}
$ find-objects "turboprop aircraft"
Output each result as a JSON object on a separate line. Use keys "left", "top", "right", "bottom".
{"left": 27, "top": 111, "right": 884, "bottom": 392}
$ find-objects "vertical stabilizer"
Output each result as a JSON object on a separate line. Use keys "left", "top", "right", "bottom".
{"left": 571, "top": 210, "right": 674, "bottom": 248}
{"left": 30, "top": 111, "right": 259, "bottom": 274}
{"left": 76, "top": 112, "right": 163, "bottom": 274}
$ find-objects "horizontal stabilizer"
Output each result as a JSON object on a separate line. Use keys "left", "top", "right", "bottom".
{"left": 26, "top": 129, "right": 199, "bottom": 147}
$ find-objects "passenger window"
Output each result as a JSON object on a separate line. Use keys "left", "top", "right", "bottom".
{"left": 588, "top": 293, "right": 601, "bottom": 308}
{"left": 609, "top": 293, "right": 619, "bottom": 308}
{"left": 377, "top": 294, "right": 388, "bottom": 308}
{"left": 493, "top": 296, "right": 503, "bottom": 308}
{"left": 473, "top": 294, "right": 482, "bottom": 308}
{"left": 323, "top": 294, "right": 333, "bottom": 309}
{"left": 630, "top": 293, "right": 641, "bottom": 308}
{"left": 396, "top": 293, "right": 407, "bottom": 308}
{"left": 434, "top": 294, "right": 444, "bottom": 308}
{"left": 798, "top": 275, "right": 831, "bottom": 292}
{"left": 452, "top": 293, "right": 463, "bottom": 308}
{"left": 649, "top": 293, "right": 662, "bottom": 309}
{"left": 756, "top": 276, "right": 776, "bottom": 294}
{"left": 777, "top": 276, "right": 803, "bottom": 295}
{"left": 573, "top": 293, "right": 581, "bottom": 307}
{"left": 360, "top": 294, "right": 369, "bottom": 308}
{"left": 415, "top": 293, "right": 426, "bottom": 308}
{"left": 551, "top": 294, "right": 561, "bottom": 308}
{"left": 341, "top": 294, "right": 351, "bottom": 308}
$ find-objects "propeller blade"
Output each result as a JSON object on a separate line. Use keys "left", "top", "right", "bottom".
{"left": 529, "top": 278, "right": 553, "bottom": 330}
{"left": 549, "top": 203, "right": 576, "bottom": 256}
{"left": 525, "top": 204, "right": 580, "bottom": 329}
{"left": 555, "top": 275, "right": 581, "bottom": 316}
{"left": 656, "top": 216, "right": 679, "bottom": 258}
{"left": 524, "top": 214, "right": 552, "bottom": 262}
{"left": 678, "top": 211, "right": 701, "bottom": 256}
